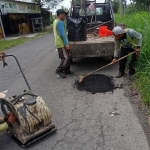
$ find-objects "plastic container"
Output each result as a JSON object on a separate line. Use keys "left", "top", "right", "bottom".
{"left": 98, "top": 26, "right": 113, "bottom": 37}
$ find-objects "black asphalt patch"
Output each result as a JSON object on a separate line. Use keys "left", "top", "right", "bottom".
{"left": 75, "top": 74, "right": 115, "bottom": 94}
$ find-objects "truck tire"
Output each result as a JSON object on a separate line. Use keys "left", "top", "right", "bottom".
{"left": 70, "top": 58, "right": 73, "bottom": 64}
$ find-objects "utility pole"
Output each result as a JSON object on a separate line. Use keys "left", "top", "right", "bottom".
{"left": 123, "top": 0, "right": 126, "bottom": 14}
{"left": 120, "top": 0, "right": 123, "bottom": 17}
{"left": 0, "top": 1, "right": 6, "bottom": 40}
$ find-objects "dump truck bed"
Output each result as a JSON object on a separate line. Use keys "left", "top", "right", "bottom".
{"left": 69, "top": 35, "right": 114, "bottom": 58}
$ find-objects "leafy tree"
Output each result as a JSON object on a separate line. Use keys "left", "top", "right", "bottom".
{"left": 36, "top": 0, "right": 64, "bottom": 9}
{"left": 112, "top": 0, "right": 119, "bottom": 13}
{"left": 61, "top": 5, "right": 68, "bottom": 11}
{"left": 130, "top": 0, "right": 150, "bottom": 10}
{"left": 112, "top": 0, "right": 126, "bottom": 14}
{"left": 125, "top": 3, "right": 137, "bottom": 14}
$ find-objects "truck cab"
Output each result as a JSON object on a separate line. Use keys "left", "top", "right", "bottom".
{"left": 69, "top": 0, "right": 114, "bottom": 30}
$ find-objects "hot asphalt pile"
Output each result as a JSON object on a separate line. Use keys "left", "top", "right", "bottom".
{"left": 75, "top": 74, "right": 115, "bottom": 94}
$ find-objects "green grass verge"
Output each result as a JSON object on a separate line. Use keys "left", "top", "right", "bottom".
{"left": 115, "top": 12, "right": 150, "bottom": 105}
{"left": 0, "top": 37, "right": 29, "bottom": 51}
{"left": 0, "top": 33, "right": 47, "bottom": 52}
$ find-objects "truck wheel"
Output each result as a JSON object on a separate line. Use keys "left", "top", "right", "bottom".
{"left": 70, "top": 58, "right": 73, "bottom": 64}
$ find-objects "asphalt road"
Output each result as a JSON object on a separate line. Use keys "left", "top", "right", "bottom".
{"left": 0, "top": 33, "right": 150, "bottom": 150}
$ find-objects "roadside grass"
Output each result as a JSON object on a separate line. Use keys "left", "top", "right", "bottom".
{"left": 115, "top": 12, "right": 150, "bottom": 105}
{"left": 0, "top": 32, "right": 49, "bottom": 52}
{"left": 0, "top": 37, "right": 29, "bottom": 51}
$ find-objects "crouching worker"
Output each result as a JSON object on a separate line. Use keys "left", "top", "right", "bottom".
{"left": 111, "top": 26, "right": 142, "bottom": 78}
{"left": 0, "top": 113, "right": 16, "bottom": 132}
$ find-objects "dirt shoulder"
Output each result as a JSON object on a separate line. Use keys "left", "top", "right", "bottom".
{"left": 124, "top": 75, "right": 150, "bottom": 147}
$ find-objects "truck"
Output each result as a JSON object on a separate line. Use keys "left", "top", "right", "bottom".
{"left": 67, "top": 0, "right": 115, "bottom": 60}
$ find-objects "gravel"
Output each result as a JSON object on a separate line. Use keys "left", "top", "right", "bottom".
{"left": 75, "top": 74, "right": 115, "bottom": 94}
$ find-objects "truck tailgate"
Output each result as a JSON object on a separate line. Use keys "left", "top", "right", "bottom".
{"left": 69, "top": 36, "right": 114, "bottom": 58}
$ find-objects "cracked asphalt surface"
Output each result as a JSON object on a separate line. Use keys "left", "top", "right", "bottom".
{"left": 0, "top": 33, "right": 150, "bottom": 150}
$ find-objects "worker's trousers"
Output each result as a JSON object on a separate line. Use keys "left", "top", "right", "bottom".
{"left": 56, "top": 48, "right": 72, "bottom": 73}
{"left": 119, "top": 47, "right": 138, "bottom": 74}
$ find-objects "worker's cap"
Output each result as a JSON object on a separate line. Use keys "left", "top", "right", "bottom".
{"left": 112, "top": 26, "right": 125, "bottom": 36}
{"left": 56, "top": 9, "right": 68, "bottom": 16}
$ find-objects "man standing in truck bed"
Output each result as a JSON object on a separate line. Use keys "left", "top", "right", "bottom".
{"left": 53, "top": 9, "right": 73, "bottom": 78}
{"left": 112, "top": 26, "right": 142, "bottom": 78}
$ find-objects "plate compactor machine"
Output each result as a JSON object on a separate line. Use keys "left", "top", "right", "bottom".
{"left": 0, "top": 52, "right": 56, "bottom": 148}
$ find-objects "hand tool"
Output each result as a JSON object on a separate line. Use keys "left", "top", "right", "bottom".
{"left": 79, "top": 51, "right": 136, "bottom": 83}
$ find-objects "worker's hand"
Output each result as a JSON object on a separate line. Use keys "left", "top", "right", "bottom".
{"left": 7, "top": 112, "right": 13, "bottom": 116}
{"left": 0, "top": 52, "right": 6, "bottom": 61}
{"left": 135, "top": 48, "right": 140, "bottom": 53}
{"left": 111, "top": 58, "right": 117, "bottom": 64}
{"left": 65, "top": 44, "right": 70, "bottom": 50}
{"left": 4, "top": 112, "right": 14, "bottom": 121}
{"left": 8, "top": 113, "right": 16, "bottom": 124}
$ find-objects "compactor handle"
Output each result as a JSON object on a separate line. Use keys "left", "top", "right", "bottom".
{"left": 0, "top": 52, "right": 32, "bottom": 91}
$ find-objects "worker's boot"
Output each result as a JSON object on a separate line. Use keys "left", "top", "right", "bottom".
{"left": 64, "top": 65, "right": 74, "bottom": 75}
{"left": 65, "top": 71, "right": 74, "bottom": 75}
{"left": 129, "top": 67, "right": 136, "bottom": 76}
{"left": 116, "top": 71, "right": 124, "bottom": 78}
{"left": 55, "top": 70, "right": 66, "bottom": 78}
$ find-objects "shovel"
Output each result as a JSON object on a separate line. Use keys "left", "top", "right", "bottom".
{"left": 79, "top": 51, "right": 136, "bottom": 83}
